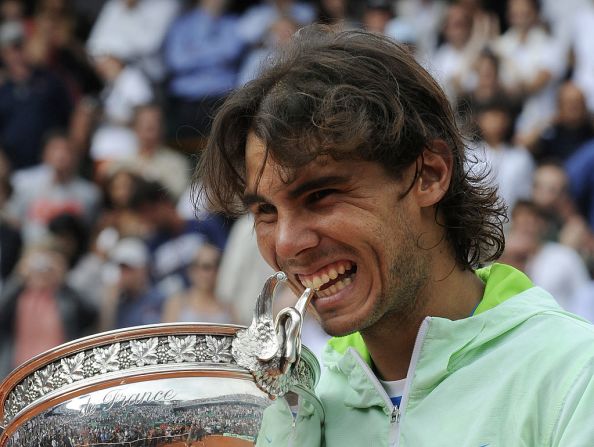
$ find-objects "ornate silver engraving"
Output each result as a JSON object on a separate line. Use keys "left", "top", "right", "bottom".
{"left": 232, "top": 272, "right": 315, "bottom": 397}
{"left": 1, "top": 275, "right": 318, "bottom": 428}
{"left": 60, "top": 352, "right": 85, "bottom": 384}
{"left": 205, "top": 335, "right": 233, "bottom": 363}
{"left": 129, "top": 337, "right": 159, "bottom": 367}
{"left": 166, "top": 335, "right": 196, "bottom": 363}
{"left": 92, "top": 343, "right": 120, "bottom": 374}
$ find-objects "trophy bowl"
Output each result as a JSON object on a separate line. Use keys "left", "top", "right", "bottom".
{"left": 0, "top": 275, "right": 324, "bottom": 446}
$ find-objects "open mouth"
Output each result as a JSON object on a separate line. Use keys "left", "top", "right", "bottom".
{"left": 298, "top": 261, "right": 357, "bottom": 298}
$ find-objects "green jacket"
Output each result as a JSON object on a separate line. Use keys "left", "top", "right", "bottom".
{"left": 318, "top": 263, "right": 594, "bottom": 446}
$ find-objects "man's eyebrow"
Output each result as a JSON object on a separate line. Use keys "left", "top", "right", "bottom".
{"left": 242, "top": 175, "right": 351, "bottom": 207}
{"left": 242, "top": 192, "right": 268, "bottom": 207}
{"left": 287, "top": 175, "right": 350, "bottom": 199}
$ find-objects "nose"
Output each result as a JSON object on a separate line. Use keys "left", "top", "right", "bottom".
{"left": 274, "top": 210, "right": 320, "bottom": 262}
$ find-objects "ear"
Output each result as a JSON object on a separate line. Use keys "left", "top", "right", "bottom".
{"left": 412, "top": 139, "right": 453, "bottom": 208}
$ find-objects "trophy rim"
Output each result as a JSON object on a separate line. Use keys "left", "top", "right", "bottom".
{"left": 0, "top": 364, "right": 257, "bottom": 444}
{"left": 0, "top": 323, "right": 243, "bottom": 406}
{"left": 0, "top": 322, "right": 321, "bottom": 435}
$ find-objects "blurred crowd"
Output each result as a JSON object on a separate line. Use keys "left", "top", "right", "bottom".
{"left": 1, "top": 0, "right": 594, "bottom": 379}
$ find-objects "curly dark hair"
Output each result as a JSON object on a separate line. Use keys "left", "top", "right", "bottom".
{"left": 194, "top": 26, "right": 506, "bottom": 269}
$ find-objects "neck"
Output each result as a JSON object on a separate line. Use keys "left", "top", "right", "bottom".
{"left": 53, "top": 171, "right": 72, "bottom": 184}
{"left": 362, "top": 258, "right": 484, "bottom": 381}
{"left": 139, "top": 143, "right": 158, "bottom": 156}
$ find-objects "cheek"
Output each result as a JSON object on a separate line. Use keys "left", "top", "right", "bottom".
{"left": 255, "top": 223, "right": 279, "bottom": 269}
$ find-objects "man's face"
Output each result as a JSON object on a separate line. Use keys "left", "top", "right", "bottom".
{"left": 244, "top": 132, "right": 430, "bottom": 336}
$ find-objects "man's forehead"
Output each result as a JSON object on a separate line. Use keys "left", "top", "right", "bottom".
{"left": 245, "top": 132, "right": 344, "bottom": 192}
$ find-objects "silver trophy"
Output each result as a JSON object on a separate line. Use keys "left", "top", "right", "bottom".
{"left": 0, "top": 272, "right": 324, "bottom": 446}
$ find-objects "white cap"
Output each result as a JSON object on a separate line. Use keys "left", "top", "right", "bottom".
{"left": 110, "top": 238, "right": 149, "bottom": 268}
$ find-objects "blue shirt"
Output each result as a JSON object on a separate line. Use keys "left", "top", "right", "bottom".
{"left": 164, "top": 8, "right": 244, "bottom": 99}
{"left": 116, "top": 287, "right": 166, "bottom": 329}
{"left": 566, "top": 138, "right": 594, "bottom": 230}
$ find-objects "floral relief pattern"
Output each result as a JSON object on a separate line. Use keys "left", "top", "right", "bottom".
{"left": 92, "top": 343, "right": 121, "bottom": 374}
{"left": 205, "top": 336, "right": 234, "bottom": 363}
{"left": 60, "top": 352, "right": 85, "bottom": 384}
{"left": 33, "top": 364, "right": 56, "bottom": 394}
{"left": 129, "top": 338, "right": 159, "bottom": 366}
{"left": 167, "top": 336, "right": 197, "bottom": 363}
{"left": 1, "top": 333, "right": 316, "bottom": 426}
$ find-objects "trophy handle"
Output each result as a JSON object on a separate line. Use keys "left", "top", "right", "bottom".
{"left": 232, "top": 272, "right": 315, "bottom": 397}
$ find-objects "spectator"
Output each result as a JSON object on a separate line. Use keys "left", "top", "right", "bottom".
{"left": 163, "top": 244, "right": 234, "bottom": 323}
{"left": 502, "top": 200, "right": 590, "bottom": 314}
{"left": 430, "top": 3, "right": 486, "bottom": 104}
{"left": 531, "top": 161, "right": 594, "bottom": 269}
{"left": 215, "top": 214, "right": 274, "bottom": 325}
{"left": 116, "top": 104, "right": 191, "bottom": 200}
{"left": 7, "top": 131, "right": 101, "bottom": 244}
{"left": 86, "top": 0, "right": 180, "bottom": 82}
{"left": 99, "top": 237, "right": 165, "bottom": 330}
{"left": 565, "top": 137, "right": 594, "bottom": 231}
{"left": 568, "top": 0, "right": 594, "bottom": 114}
{"left": 0, "top": 21, "right": 72, "bottom": 170}
{"left": 90, "top": 51, "right": 153, "bottom": 166}
{"left": 0, "top": 175, "right": 21, "bottom": 290}
{"left": 532, "top": 81, "right": 594, "bottom": 163}
{"left": 469, "top": 100, "right": 534, "bottom": 214}
{"left": 237, "top": 16, "right": 298, "bottom": 87}
{"left": 163, "top": 0, "right": 244, "bottom": 143}
{"left": 456, "top": 49, "right": 520, "bottom": 130}
{"left": 392, "top": 0, "right": 447, "bottom": 60}
{"left": 237, "top": 0, "right": 315, "bottom": 46}
{"left": 24, "top": 0, "right": 102, "bottom": 99}
{"left": 0, "top": 241, "right": 97, "bottom": 377}
{"left": 362, "top": 0, "right": 394, "bottom": 34}
{"left": 532, "top": 161, "right": 578, "bottom": 235}
{"left": 493, "top": 0, "right": 566, "bottom": 142}
{"left": 100, "top": 168, "right": 142, "bottom": 223}
{"left": 317, "top": 0, "right": 354, "bottom": 27}
{"left": 47, "top": 212, "right": 89, "bottom": 269}
{"left": 129, "top": 179, "right": 229, "bottom": 296}
{"left": 0, "top": 0, "right": 25, "bottom": 22}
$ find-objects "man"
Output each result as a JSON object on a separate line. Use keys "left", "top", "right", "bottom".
{"left": 7, "top": 131, "right": 100, "bottom": 244}
{"left": 99, "top": 237, "right": 165, "bottom": 330}
{"left": 0, "top": 22, "right": 72, "bottom": 171}
{"left": 195, "top": 27, "right": 594, "bottom": 445}
{"left": 116, "top": 104, "right": 191, "bottom": 200}
{"left": 129, "top": 180, "right": 229, "bottom": 296}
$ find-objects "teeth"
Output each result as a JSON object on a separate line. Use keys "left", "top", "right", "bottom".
{"left": 312, "top": 276, "right": 325, "bottom": 289}
{"left": 315, "top": 276, "right": 353, "bottom": 297}
{"left": 298, "top": 261, "right": 354, "bottom": 291}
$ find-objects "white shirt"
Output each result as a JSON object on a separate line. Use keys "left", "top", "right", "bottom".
{"left": 90, "top": 66, "right": 153, "bottom": 161}
{"left": 469, "top": 142, "right": 535, "bottom": 214}
{"left": 494, "top": 26, "right": 566, "bottom": 136}
{"left": 526, "top": 242, "right": 590, "bottom": 312}
{"left": 87, "top": 0, "right": 180, "bottom": 80}
{"left": 570, "top": 6, "right": 594, "bottom": 113}
{"left": 430, "top": 43, "right": 479, "bottom": 103}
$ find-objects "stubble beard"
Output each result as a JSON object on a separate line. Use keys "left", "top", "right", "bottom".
{"left": 360, "top": 229, "right": 432, "bottom": 338}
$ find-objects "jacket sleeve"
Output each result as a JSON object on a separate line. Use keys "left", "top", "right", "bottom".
{"left": 551, "top": 357, "right": 594, "bottom": 446}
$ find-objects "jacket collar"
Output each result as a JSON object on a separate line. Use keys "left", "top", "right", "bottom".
{"left": 321, "top": 264, "right": 562, "bottom": 408}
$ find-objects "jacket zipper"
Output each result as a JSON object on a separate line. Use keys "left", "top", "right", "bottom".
{"left": 348, "top": 317, "right": 431, "bottom": 446}
{"left": 393, "top": 317, "right": 431, "bottom": 447}
{"left": 348, "top": 348, "right": 402, "bottom": 446}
